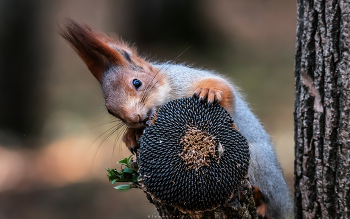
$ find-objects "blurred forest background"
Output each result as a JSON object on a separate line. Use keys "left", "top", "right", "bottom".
{"left": 0, "top": 0, "right": 296, "bottom": 218}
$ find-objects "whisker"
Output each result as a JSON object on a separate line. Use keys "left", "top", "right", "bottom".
{"left": 119, "top": 127, "right": 128, "bottom": 158}
{"left": 90, "top": 122, "right": 126, "bottom": 167}
{"left": 173, "top": 45, "right": 192, "bottom": 61}
{"left": 140, "top": 81, "right": 159, "bottom": 111}
{"left": 140, "top": 63, "right": 172, "bottom": 104}
{"left": 99, "top": 112, "right": 113, "bottom": 120}
{"left": 111, "top": 124, "right": 127, "bottom": 165}
{"left": 84, "top": 123, "right": 122, "bottom": 157}
{"left": 140, "top": 65, "right": 164, "bottom": 103}
{"left": 87, "top": 119, "right": 122, "bottom": 130}
{"left": 140, "top": 54, "right": 180, "bottom": 104}
{"left": 140, "top": 45, "right": 186, "bottom": 104}
{"left": 140, "top": 63, "right": 174, "bottom": 110}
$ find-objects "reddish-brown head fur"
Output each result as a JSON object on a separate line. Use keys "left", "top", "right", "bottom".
{"left": 59, "top": 19, "right": 129, "bottom": 81}
{"left": 60, "top": 20, "right": 170, "bottom": 128}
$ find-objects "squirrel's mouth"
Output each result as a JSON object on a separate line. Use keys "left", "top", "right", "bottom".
{"left": 142, "top": 108, "right": 156, "bottom": 126}
{"left": 126, "top": 108, "right": 157, "bottom": 128}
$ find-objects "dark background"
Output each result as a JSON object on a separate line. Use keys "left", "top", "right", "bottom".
{"left": 0, "top": 1, "right": 296, "bottom": 218}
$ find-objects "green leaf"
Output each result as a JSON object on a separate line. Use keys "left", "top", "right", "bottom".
{"left": 115, "top": 184, "right": 132, "bottom": 192}
{"left": 117, "top": 157, "right": 129, "bottom": 165}
{"left": 106, "top": 168, "right": 118, "bottom": 181}
{"left": 132, "top": 173, "right": 138, "bottom": 183}
{"left": 107, "top": 156, "right": 139, "bottom": 185}
{"left": 118, "top": 155, "right": 133, "bottom": 166}
{"left": 123, "top": 167, "right": 133, "bottom": 173}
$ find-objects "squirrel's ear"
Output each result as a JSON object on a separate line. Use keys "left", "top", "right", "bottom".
{"left": 59, "top": 19, "right": 127, "bottom": 82}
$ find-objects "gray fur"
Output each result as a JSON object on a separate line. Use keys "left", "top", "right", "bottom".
{"left": 153, "top": 63, "right": 292, "bottom": 218}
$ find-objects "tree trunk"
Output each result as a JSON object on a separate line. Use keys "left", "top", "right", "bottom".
{"left": 294, "top": 0, "right": 350, "bottom": 218}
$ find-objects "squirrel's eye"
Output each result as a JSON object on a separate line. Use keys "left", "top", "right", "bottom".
{"left": 132, "top": 79, "right": 142, "bottom": 90}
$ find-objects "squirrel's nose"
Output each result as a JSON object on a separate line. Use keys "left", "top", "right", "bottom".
{"left": 125, "top": 113, "right": 142, "bottom": 124}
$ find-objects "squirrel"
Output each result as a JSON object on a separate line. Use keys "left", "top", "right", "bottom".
{"left": 60, "top": 20, "right": 292, "bottom": 219}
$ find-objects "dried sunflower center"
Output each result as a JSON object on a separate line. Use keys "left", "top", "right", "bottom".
{"left": 180, "top": 126, "right": 216, "bottom": 170}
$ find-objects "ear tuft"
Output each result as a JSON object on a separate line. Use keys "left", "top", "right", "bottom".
{"left": 59, "top": 19, "right": 127, "bottom": 81}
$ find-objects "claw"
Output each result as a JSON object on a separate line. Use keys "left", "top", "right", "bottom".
{"left": 192, "top": 78, "right": 233, "bottom": 112}
{"left": 130, "top": 147, "right": 137, "bottom": 155}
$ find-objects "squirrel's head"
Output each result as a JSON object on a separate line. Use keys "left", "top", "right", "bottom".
{"left": 60, "top": 20, "right": 170, "bottom": 128}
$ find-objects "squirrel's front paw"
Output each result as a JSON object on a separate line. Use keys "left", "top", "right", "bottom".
{"left": 122, "top": 128, "right": 143, "bottom": 154}
{"left": 193, "top": 87, "right": 223, "bottom": 105}
{"left": 192, "top": 78, "right": 234, "bottom": 112}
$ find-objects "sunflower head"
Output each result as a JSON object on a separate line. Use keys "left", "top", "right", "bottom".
{"left": 138, "top": 97, "right": 250, "bottom": 211}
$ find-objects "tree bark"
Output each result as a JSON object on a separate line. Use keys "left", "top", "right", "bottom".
{"left": 294, "top": 0, "right": 350, "bottom": 218}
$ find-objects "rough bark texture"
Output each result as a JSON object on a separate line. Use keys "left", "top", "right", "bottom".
{"left": 294, "top": 0, "right": 350, "bottom": 218}
{"left": 145, "top": 178, "right": 257, "bottom": 219}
